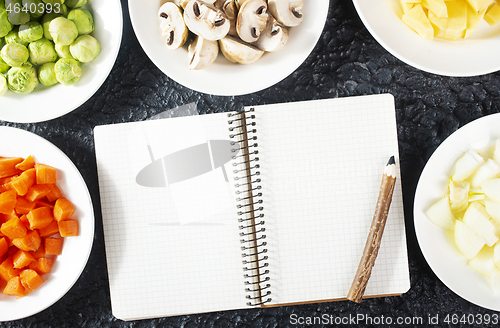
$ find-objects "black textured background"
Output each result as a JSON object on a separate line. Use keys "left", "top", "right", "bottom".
{"left": 2, "top": 0, "right": 500, "bottom": 327}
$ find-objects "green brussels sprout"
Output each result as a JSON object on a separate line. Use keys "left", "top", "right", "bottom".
{"left": 41, "top": 12, "right": 61, "bottom": 40}
{"left": 4, "top": 27, "right": 28, "bottom": 45}
{"left": 0, "top": 72, "right": 7, "bottom": 95}
{"left": 28, "top": 38, "right": 56, "bottom": 65}
{"left": 49, "top": 17, "right": 77, "bottom": 45}
{"left": 69, "top": 34, "right": 99, "bottom": 63}
{"left": 65, "top": 0, "right": 86, "bottom": 9}
{"left": 18, "top": 21, "right": 43, "bottom": 43}
{"left": 67, "top": 8, "right": 93, "bottom": 35}
{"left": 54, "top": 43, "right": 72, "bottom": 58}
{"left": 54, "top": 57, "right": 80, "bottom": 85}
{"left": 6, "top": 0, "right": 30, "bottom": 25}
{"left": 7, "top": 64, "right": 38, "bottom": 94}
{"left": 0, "top": 8, "right": 13, "bottom": 38}
{"left": 22, "top": 0, "right": 44, "bottom": 19}
{"left": 1, "top": 42, "right": 28, "bottom": 66}
{"left": 0, "top": 55, "right": 10, "bottom": 74}
{"left": 38, "top": 61, "right": 57, "bottom": 86}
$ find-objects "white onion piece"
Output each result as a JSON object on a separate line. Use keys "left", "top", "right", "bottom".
{"left": 482, "top": 179, "right": 500, "bottom": 203}
{"left": 486, "top": 200, "right": 500, "bottom": 225}
{"left": 453, "top": 150, "right": 484, "bottom": 182}
{"left": 455, "top": 220, "right": 486, "bottom": 259}
{"left": 470, "top": 159, "right": 500, "bottom": 188}
{"left": 468, "top": 246, "right": 496, "bottom": 278}
{"left": 425, "top": 196, "right": 455, "bottom": 230}
{"left": 462, "top": 202, "right": 499, "bottom": 247}
{"left": 449, "top": 180, "right": 469, "bottom": 212}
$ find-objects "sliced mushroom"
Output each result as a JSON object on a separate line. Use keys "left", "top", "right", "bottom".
{"left": 183, "top": 0, "right": 230, "bottom": 41}
{"left": 220, "top": 0, "right": 239, "bottom": 36}
{"left": 218, "top": 35, "right": 264, "bottom": 64}
{"left": 172, "top": 0, "right": 191, "bottom": 9}
{"left": 236, "top": 0, "right": 268, "bottom": 43}
{"left": 267, "top": 0, "right": 303, "bottom": 27}
{"left": 188, "top": 35, "right": 219, "bottom": 70}
{"left": 254, "top": 16, "right": 288, "bottom": 52}
{"left": 158, "top": 2, "right": 189, "bottom": 50}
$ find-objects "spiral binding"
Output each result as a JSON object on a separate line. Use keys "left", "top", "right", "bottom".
{"left": 228, "top": 108, "right": 271, "bottom": 307}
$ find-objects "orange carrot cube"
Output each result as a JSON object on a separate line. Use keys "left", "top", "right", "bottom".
{"left": 9, "top": 168, "right": 36, "bottom": 196}
{"left": 25, "top": 184, "right": 51, "bottom": 202}
{"left": 28, "top": 258, "right": 53, "bottom": 274}
{"left": 15, "top": 155, "right": 35, "bottom": 171}
{"left": 27, "top": 207, "right": 54, "bottom": 230}
{"left": 0, "top": 216, "right": 27, "bottom": 238}
{"left": 12, "top": 249, "right": 35, "bottom": 269}
{"left": 53, "top": 197, "right": 75, "bottom": 222}
{"left": 14, "top": 197, "right": 36, "bottom": 215}
{"left": 20, "top": 269, "right": 44, "bottom": 294}
{"left": 44, "top": 237, "right": 63, "bottom": 255}
{"left": 0, "top": 190, "right": 17, "bottom": 215}
{"left": 45, "top": 184, "right": 62, "bottom": 202}
{"left": 0, "top": 257, "right": 21, "bottom": 282}
{"left": 35, "top": 164, "right": 57, "bottom": 185}
{"left": 58, "top": 219, "right": 79, "bottom": 237}
{"left": 39, "top": 220, "right": 59, "bottom": 237}
{"left": 12, "top": 230, "right": 41, "bottom": 252}
{"left": 30, "top": 243, "right": 45, "bottom": 259}
{"left": 0, "top": 237, "right": 8, "bottom": 258}
{"left": 0, "top": 157, "right": 23, "bottom": 179}
{"left": 3, "top": 276, "right": 25, "bottom": 297}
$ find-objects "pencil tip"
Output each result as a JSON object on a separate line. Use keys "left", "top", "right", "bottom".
{"left": 387, "top": 156, "right": 395, "bottom": 166}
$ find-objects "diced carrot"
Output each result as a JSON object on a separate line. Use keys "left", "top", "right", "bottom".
{"left": 0, "top": 216, "right": 27, "bottom": 238}
{"left": 0, "top": 257, "right": 21, "bottom": 282}
{"left": 25, "top": 184, "right": 51, "bottom": 202}
{"left": 12, "top": 230, "right": 41, "bottom": 252}
{"left": 27, "top": 207, "right": 54, "bottom": 230}
{"left": 12, "top": 249, "right": 35, "bottom": 269}
{"left": 29, "top": 258, "right": 53, "bottom": 274}
{"left": 35, "top": 199, "right": 54, "bottom": 210}
{"left": 7, "top": 244, "right": 17, "bottom": 256}
{"left": 45, "top": 184, "right": 62, "bottom": 202}
{"left": 39, "top": 220, "right": 59, "bottom": 237}
{"left": 44, "top": 237, "right": 63, "bottom": 255}
{"left": 15, "top": 197, "right": 36, "bottom": 215}
{"left": 35, "top": 164, "right": 57, "bottom": 185}
{"left": 0, "top": 237, "right": 8, "bottom": 258}
{"left": 0, "top": 212, "right": 17, "bottom": 225}
{"left": 0, "top": 190, "right": 17, "bottom": 215}
{"left": 9, "top": 168, "right": 36, "bottom": 196}
{"left": 53, "top": 197, "right": 75, "bottom": 222}
{"left": 4, "top": 276, "right": 25, "bottom": 297}
{"left": 0, "top": 176, "right": 15, "bottom": 193}
{"left": 20, "top": 269, "right": 44, "bottom": 294}
{"left": 0, "top": 157, "right": 23, "bottom": 179}
{"left": 18, "top": 214, "right": 29, "bottom": 227}
{"left": 58, "top": 219, "right": 79, "bottom": 237}
{"left": 15, "top": 155, "right": 35, "bottom": 171}
{"left": 30, "top": 244, "right": 45, "bottom": 259}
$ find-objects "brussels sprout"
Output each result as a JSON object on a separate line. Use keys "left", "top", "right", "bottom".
{"left": 6, "top": 0, "right": 30, "bottom": 25}
{"left": 18, "top": 21, "right": 43, "bottom": 43}
{"left": 54, "top": 57, "right": 80, "bottom": 85}
{"left": 0, "top": 55, "right": 10, "bottom": 74}
{"left": 67, "top": 8, "right": 93, "bottom": 35}
{"left": 38, "top": 61, "right": 57, "bottom": 86}
{"left": 49, "top": 17, "right": 77, "bottom": 45}
{"left": 1, "top": 42, "right": 28, "bottom": 66}
{"left": 0, "top": 8, "right": 13, "bottom": 38}
{"left": 69, "top": 34, "right": 99, "bottom": 63}
{"left": 4, "top": 27, "right": 28, "bottom": 45}
{"left": 65, "top": 0, "right": 86, "bottom": 9}
{"left": 41, "top": 12, "right": 61, "bottom": 40}
{"left": 0, "top": 72, "right": 7, "bottom": 95}
{"left": 7, "top": 64, "right": 38, "bottom": 94}
{"left": 54, "top": 43, "right": 72, "bottom": 58}
{"left": 22, "top": 0, "right": 44, "bottom": 19}
{"left": 28, "top": 38, "right": 56, "bottom": 65}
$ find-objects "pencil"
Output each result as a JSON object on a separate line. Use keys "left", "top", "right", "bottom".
{"left": 346, "top": 156, "right": 397, "bottom": 303}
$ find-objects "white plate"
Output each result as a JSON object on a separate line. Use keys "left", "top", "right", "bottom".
{"left": 0, "top": 126, "right": 95, "bottom": 321}
{"left": 129, "top": 0, "right": 328, "bottom": 96}
{"left": 353, "top": 0, "right": 500, "bottom": 77}
{"left": 0, "top": 0, "right": 123, "bottom": 123}
{"left": 414, "top": 113, "right": 500, "bottom": 311}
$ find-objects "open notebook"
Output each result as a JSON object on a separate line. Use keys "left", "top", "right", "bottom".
{"left": 94, "top": 94, "right": 410, "bottom": 321}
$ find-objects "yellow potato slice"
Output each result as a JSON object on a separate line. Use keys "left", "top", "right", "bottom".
{"left": 484, "top": 2, "right": 500, "bottom": 26}
{"left": 465, "top": 6, "right": 486, "bottom": 38}
{"left": 402, "top": 4, "right": 435, "bottom": 39}
{"left": 422, "top": 0, "right": 448, "bottom": 17}
{"left": 443, "top": 0, "right": 467, "bottom": 40}
{"left": 466, "top": 0, "right": 495, "bottom": 13}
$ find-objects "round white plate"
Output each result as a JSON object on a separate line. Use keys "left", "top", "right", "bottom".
{"left": 414, "top": 113, "right": 500, "bottom": 311}
{"left": 0, "top": 126, "right": 95, "bottom": 322}
{"left": 353, "top": 0, "right": 500, "bottom": 77}
{"left": 129, "top": 0, "right": 329, "bottom": 96}
{"left": 0, "top": 0, "right": 123, "bottom": 123}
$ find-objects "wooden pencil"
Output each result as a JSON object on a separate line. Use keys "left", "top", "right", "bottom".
{"left": 346, "top": 156, "right": 397, "bottom": 303}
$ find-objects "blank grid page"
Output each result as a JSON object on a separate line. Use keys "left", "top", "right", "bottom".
{"left": 252, "top": 94, "right": 409, "bottom": 304}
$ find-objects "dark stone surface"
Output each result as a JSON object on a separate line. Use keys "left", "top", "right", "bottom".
{"left": 2, "top": 0, "right": 500, "bottom": 327}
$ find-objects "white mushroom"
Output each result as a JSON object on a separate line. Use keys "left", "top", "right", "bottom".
{"left": 218, "top": 35, "right": 264, "bottom": 64}
{"left": 188, "top": 35, "right": 219, "bottom": 70}
{"left": 183, "top": 0, "right": 230, "bottom": 41}
{"left": 236, "top": 0, "right": 268, "bottom": 43}
{"left": 267, "top": 0, "right": 303, "bottom": 27}
{"left": 254, "top": 16, "right": 288, "bottom": 52}
{"left": 172, "top": 0, "right": 191, "bottom": 9}
{"left": 220, "top": 0, "right": 239, "bottom": 36}
{"left": 158, "top": 2, "right": 189, "bottom": 50}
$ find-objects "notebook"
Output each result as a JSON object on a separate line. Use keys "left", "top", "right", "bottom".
{"left": 93, "top": 94, "right": 410, "bottom": 321}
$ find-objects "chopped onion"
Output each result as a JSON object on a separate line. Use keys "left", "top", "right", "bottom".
{"left": 468, "top": 246, "right": 496, "bottom": 278}
{"left": 462, "top": 202, "right": 499, "bottom": 247}
{"left": 455, "top": 220, "right": 486, "bottom": 259}
{"left": 425, "top": 196, "right": 455, "bottom": 230}
{"left": 482, "top": 179, "right": 500, "bottom": 203}
{"left": 486, "top": 200, "right": 500, "bottom": 225}
{"left": 453, "top": 150, "right": 484, "bottom": 182}
{"left": 470, "top": 159, "right": 500, "bottom": 188}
